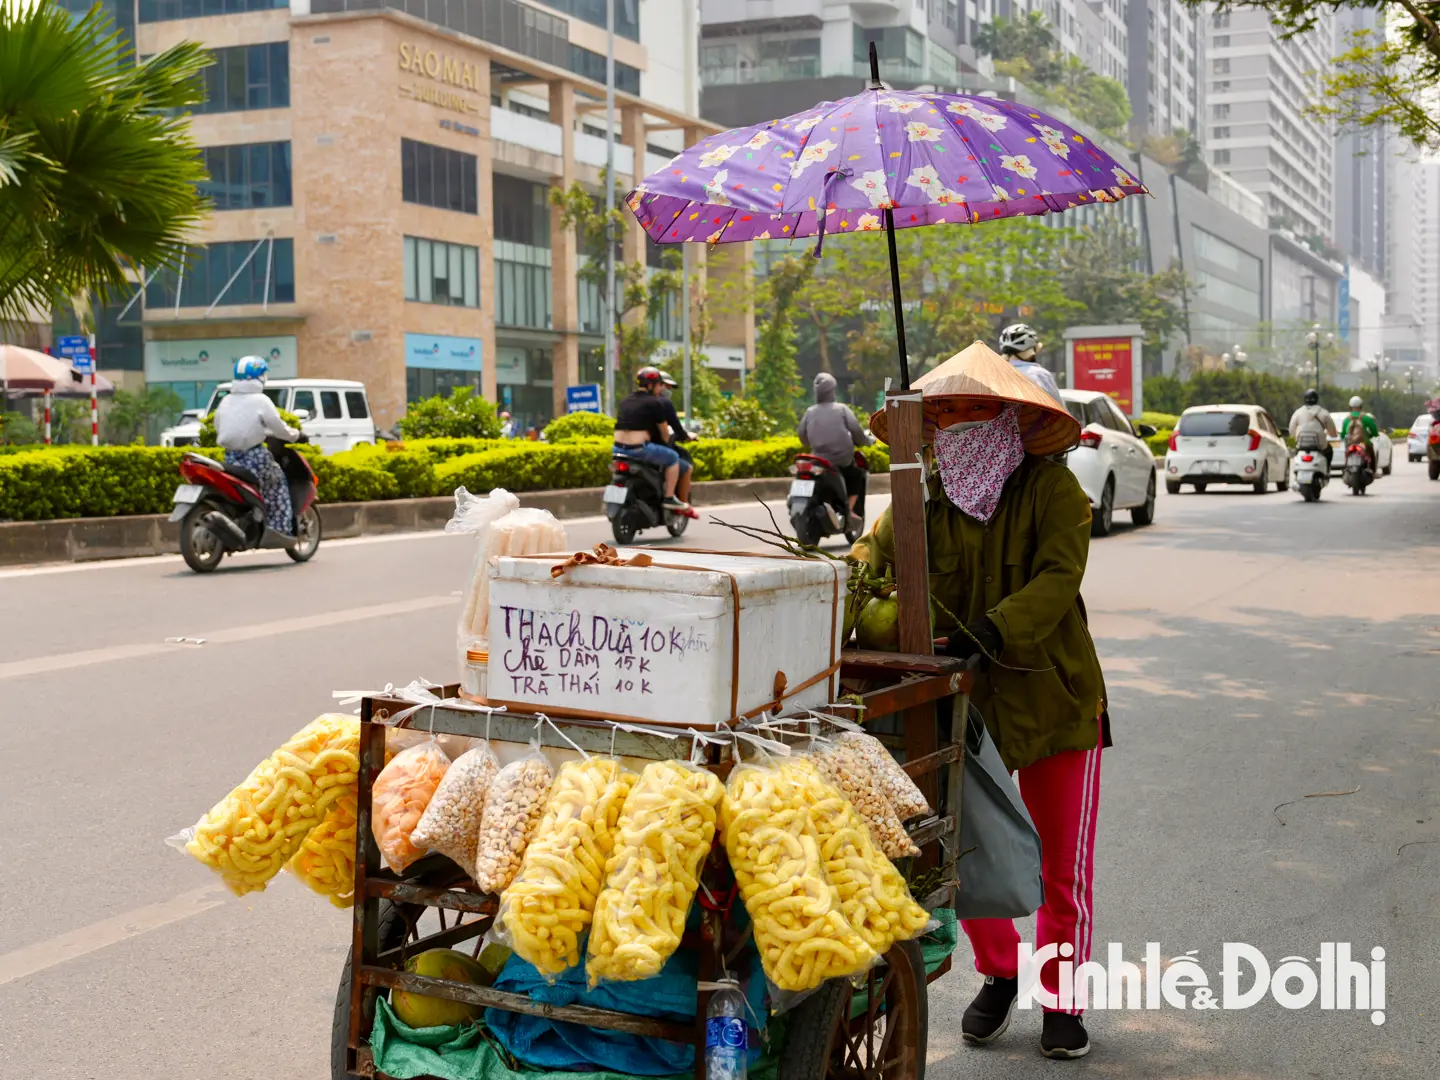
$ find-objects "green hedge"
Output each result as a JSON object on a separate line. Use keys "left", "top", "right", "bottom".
{"left": 0, "top": 436, "right": 892, "bottom": 522}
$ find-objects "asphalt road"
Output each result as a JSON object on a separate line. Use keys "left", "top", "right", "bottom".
{"left": 1, "top": 462, "right": 1437, "bottom": 1079}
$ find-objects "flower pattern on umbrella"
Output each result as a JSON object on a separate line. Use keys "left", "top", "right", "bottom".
{"left": 625, "top": 87, "right": 1148, "bottom": 247}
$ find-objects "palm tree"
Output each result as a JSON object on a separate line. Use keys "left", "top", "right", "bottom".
{"left": 0, "top": 4, "right": 210, "bottom": 334}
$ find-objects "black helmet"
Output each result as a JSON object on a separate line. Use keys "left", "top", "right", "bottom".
{"left": 1303, "top": 388, "right": 1319, "bottom": 405}
{"left": 636, "top": 365, "right": 663, "bottom": 388}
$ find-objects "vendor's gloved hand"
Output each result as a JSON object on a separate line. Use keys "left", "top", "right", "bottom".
{"left": 941, "top": 617, "right": 1003, "bottom": 668}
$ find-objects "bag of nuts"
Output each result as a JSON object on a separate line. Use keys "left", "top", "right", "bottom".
{"left": 411, "top": 743, "right": 501, "bottom": 881}
{"left": 804, "top": 738, "right": 919, "bottom": 859}
{"left": 837, "top": 731, "right": 933, "bottom": 822}
{"left": 472, "top": 749, "right": 554, "bottom": 895}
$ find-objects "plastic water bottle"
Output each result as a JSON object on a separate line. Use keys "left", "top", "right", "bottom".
{"left": 705, "top": 976, "right": 748, "bottom": 1080}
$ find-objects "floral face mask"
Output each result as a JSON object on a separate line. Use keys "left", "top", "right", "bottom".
{"left": 931, "top": 405, "right": 1026, "bottom": 522}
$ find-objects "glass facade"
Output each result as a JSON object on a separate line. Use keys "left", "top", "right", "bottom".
{"left": 141, "top": 0, "right": 286, "bottom": 22}
{"left": 544, "top": 0, "right": 637, "bottom": 42}
{"left": 401, "top": 139, "right": 479, "bottom": 214}
{"left": 493, "top": 174, "right": 553, "bottom": 329}
{"left": 309, "top": 0, "right": 639, "bottom": 92}
{"left": 195, "top": 43, "right": 290, "bottom": 114}
{"left": 53, "top": 285, "right": 144, "bottom": 372}
{"left": 198, "top": 142, "right": 292, "bottom": 209}
{"left": 56, "top": 0, "right": 133, "bottom": 47}
{"left": 404, "top": 236, "right": 480, "bottom": 307}
{"left": 146, "top": 239, "right": 296, "bottom": 308}
{"left": 700, "top": 36, "right": 820, "bottom": 86}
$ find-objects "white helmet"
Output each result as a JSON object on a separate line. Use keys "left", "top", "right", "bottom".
{"left": 999, "top": 323, "right": 1039, "bottom": 356}
{"left": 1349, "top": 395, "right": 1363, "bottom": 409}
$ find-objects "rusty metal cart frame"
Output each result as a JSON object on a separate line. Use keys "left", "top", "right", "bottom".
{"left": 336, "top": 651, "right": 970, "bottom": 1080}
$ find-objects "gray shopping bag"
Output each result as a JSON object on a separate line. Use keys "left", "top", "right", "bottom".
{"left": 955, "top": 704, "right": 1045, "bottom": 920}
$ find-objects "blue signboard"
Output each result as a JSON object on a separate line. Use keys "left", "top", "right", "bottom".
{"left": 404, "top": 333, "right": 482, "bottom": 371}
{"left": 566, "top": 383, "right": 602, "bottom": 414}
{"left": 57, "top": 334, "right": 93, "bottom": 372}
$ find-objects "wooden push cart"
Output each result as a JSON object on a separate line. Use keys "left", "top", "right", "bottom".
{"left": 334, "top": 646, "right": 970, "bottom": 1080}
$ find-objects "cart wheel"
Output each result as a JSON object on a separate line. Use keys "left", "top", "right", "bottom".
{"left": 331, "top": 865, "right": 475, "bottom": 1080}
{"left": 779, "top": 939, "right": 928, "bottom": 1080}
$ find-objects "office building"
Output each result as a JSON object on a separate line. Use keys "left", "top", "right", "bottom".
{"left": 1388, "top": 157, "right": 1440, "bottom": 376}
{"left": 1332, "top": 7, "right": 1387, "bottom": 281}
{"left": 698, "top": 0, "right": 989, "bottom": 129}
{"left": 82, "top": 0, "right": 738, "bottom": 430}
{"left": 1126, "top": 0, "right": 1202, "bottom": 141}
{"left": 1205, "top": 5, "right": 1335, "bottom": 238}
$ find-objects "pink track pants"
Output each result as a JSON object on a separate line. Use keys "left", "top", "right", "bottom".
{"left": 960, "top": 734, "right": 1103, "bottom": 1015}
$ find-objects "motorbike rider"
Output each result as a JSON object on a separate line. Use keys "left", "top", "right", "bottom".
{"left": 798, "top": 372, "right": 869, "bottom": 531}
{"left": 213, "top": 355, "right": 299, "bottom": 534}
{"left": 1288, "top": 388, "right": 1337, "bottom": 469}
{"left": 998, "top": 323, "right": 1064, "bottom": 405}
{"left": 1340, "top": 395, "right": 1380, "bottom": 469}
{"left": 613, "top": 366, "right": 690, "bottom": 511}
{"left": 656, "top": 371, "right": 693, "bottom": 505}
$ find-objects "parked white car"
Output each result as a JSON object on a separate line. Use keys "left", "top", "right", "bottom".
{"left": 161, "top": 378, "right": 376, "bottom": 454}
{"left": 1164, "top": 404, "right": 1290, "bottom": 494}
{"left": 1058, "top": 389, "right": 1159, "bottom": 536}
{"left": 1406, "top": 414, "right": 1431, "bottom": 462}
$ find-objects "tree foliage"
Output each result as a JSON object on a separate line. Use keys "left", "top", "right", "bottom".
{"left": 1191, "top": 0, "right": 1440, "bottom": 152}
{"left": 105, "top": 384, "right": 184, "bottom": 444}
{"left": 751, "top": 255, "right": 809, "bottom": 430}
{"left": 395, "top": 387, "right": 502, "bottom": 440}
{"left": 0, "top": 4, "right": 210, "bottom": 333}
{"left": 977, "top": 14, "right": 1131, "bottom": 136}
{"left": 1057, "top": 219, "right": 1190, "bottom": 359}
{"left": 1144, "top": 370, "right": 1432, "bottom": 429}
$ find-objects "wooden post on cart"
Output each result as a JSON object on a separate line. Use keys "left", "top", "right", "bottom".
{"left": 882, "top": 393, "right": 941, "bottom": 870}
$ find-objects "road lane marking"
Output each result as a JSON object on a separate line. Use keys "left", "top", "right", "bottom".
{"left": 0, "top": 595, "right": 455, "bottom": 681}
{"left": 0, "top": 885, "right": 228, "bottom": 987}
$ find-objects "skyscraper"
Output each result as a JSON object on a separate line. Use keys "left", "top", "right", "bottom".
{"left": 1388, "top": 158, "right": 1440, "bottom": 375}
{"left": 1205, "top": 6, "right": 1335, "bottom": 238}
{"left": 1332, "top": 6, "right": 1387, "bottom": 281}
{"left": 1126, "top": 0, "right": 1203, "bottom": 141}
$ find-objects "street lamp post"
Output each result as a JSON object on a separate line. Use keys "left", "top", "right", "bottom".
{"left": 1365, "top": 353, "right": 1389, "bottom": 397}
{"left": 1305, "top": 325, "right": 1333, "bottom": 391}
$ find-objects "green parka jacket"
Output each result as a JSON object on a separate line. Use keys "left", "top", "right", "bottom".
{"left": 852, "top": 456, "right": 1107, "bottom": 772}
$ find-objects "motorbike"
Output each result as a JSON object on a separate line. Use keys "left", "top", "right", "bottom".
{"left": 1428, "top": 409, "right": 1440, "bottom": 481}
{"left": 787, "top": 451, "right": 867, "bottom": 547}
{"left": 1342, "top": 442, "right": 1374, "bottom": 496}
{"left": 171, "top": 435, "right": 322, "bottom": 572}
{"left": 1290, "top": 435, "right": 1329, "bottom": 502}
{"left": 603, "top": 452, "right": 695, "bottom": 544}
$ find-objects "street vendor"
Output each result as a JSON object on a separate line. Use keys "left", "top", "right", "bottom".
{"left": 853, "top": 340, "right": 1111, "bottom": 1061}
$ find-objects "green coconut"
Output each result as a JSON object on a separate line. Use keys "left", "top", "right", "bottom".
{"left": 854, "top": 595, "right": 901, "bottom": 651}
{"left": 391, "top": 949, "right": 487, "bottom": 1029}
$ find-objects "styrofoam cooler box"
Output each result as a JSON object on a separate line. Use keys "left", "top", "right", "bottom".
{"left": 486, "top": 549, "right": 848, "bottom": 727}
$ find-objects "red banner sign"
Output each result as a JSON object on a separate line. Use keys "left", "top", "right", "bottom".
{"left": 1071, "top": 337, "right": 1135, "bottom": 414}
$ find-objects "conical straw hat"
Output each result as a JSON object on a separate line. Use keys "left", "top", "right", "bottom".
{"left": 870, "top": 340, "right": 1081, "bottom": 456}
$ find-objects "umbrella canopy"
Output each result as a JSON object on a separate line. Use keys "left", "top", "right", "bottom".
{"left": 0, "top": 344, "right": 78, "bottom": 391}
{"left": 870, "top": 340, "right": 1080, "bottom": 455}
{"left": 627, "top": 88, "right": 1147, "bottom": 246}
{"left": 51, "top": 369, "right": 114, "bottom": 397}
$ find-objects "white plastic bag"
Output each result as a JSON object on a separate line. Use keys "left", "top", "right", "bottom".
{"left": 449, "top": 486, "right": 521, "bottom": 656}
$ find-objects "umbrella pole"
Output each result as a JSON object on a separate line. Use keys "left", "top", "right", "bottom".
{"left": 883, "top": 208, "right": 911, "bottom": 391}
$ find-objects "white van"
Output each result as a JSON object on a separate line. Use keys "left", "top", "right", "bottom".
{"left": 161, "top": 378, "right": 376, "bottom": 454}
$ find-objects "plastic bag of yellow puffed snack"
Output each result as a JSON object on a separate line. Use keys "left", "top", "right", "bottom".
{"left": 372, "top": 739, "right": 451, "bottom": 873}
{"left": 720, "top": 755, "right": 876, "bottom": 996}
{"left": 496, "top": 755, "right": 636, "bottom": 979}
{"left": 169, "top": 713, "right": 360, "bottom": 897}
{"left": 586, "top": 760, "right": 723, "bottom": 987}
{"left": 803, "top": 739, "right": 918, "bottom": 860}
{"left": 782, "top": 758, "right": 930, "bottom": 957}
{"left": 287, "top": 790, "right": 358, "bottom": 907}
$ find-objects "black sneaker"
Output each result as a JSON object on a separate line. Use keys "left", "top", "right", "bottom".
{"left": 961, "top": 975, "right": 1018, "bottom": 1045}
{"left": 1040, "top": 1012, "right": 1090, "bottom": 1059}
{"left": 662, "top": 495, "right": 689, "bottom": 511}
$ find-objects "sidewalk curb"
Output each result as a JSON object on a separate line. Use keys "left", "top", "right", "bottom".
{"left": 0, "top": 473, "right": 890, "bottom": 568}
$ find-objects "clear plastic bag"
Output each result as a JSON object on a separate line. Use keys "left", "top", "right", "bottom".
{"left": 496, "top": 756, "right": 637, "bottom": 978}
{"left": 371, "top": 739, "right": 451, "bottom": 873}
{"left": 838, "top": 731, "right": 933, "bottom": 821}
{"left": 586, "top": 760, "right": 724, "bottom": 986}
{"left": 719, "top": 756, "right": 877, "bottom": 994}
{"left": 411, "top": 743, "right": 501, "bottom": 880}
{"left": 171, "top": 713, "right": 360, "bottom": 896}
{"left": 472, "top": 749, "right": 554, "bottom": 895}
{"left": 286, "top": 790, "right": 358, "bottom": 907}
{"left": 804, "top": 739, "right": 919, "bottom": 859}
{"left": 784, "top": 758, "right": 930, "bottom": 956}
{"left": 450, "top": 486, "right": 521, "bottom": 657}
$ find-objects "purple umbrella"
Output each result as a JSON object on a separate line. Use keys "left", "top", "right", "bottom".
{"left": 627, "top": 44, "right": 1149, "bottom": 389}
